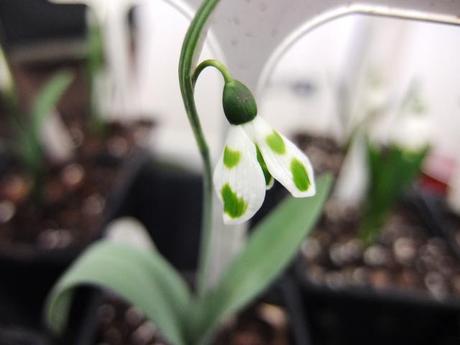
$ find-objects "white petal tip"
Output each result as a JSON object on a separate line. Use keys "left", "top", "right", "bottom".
{"left": 290, "top": 183, "right": 316, "bottom": 198}
{"left": 291, "top": 189, "right": 316, "bottom": 198}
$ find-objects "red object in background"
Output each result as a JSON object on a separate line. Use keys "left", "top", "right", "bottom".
{"left": 420, "top": 153, "right": 456, "bottom": 196}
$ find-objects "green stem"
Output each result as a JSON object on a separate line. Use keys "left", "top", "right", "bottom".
{"left": 178, "top": 0, "right": 221, "bottom": 297}
{"left": 192, "top": 59, "right": 233, "bottom": 86}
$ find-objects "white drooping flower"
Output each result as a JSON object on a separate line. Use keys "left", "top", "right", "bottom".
{"left": 213, "top": 80, "right": 316, "bottom": 225}
{"left": 391, "top": 114, "right": 431, "bottom": 151}
{"left": 390, "top": 83, "right": 431, "bottom": 152}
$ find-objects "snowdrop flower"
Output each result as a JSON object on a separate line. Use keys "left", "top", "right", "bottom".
{"left": 214, "top": 80, "right": 316, "bottom": 224}
{"left": 391, "top": 114, "right": 431, "bottom": 152}
{"left": 391, "top": 84, "right": 431, "bottom": 152}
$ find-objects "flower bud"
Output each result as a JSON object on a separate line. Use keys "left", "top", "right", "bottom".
{"left": 222, "top": 80, "right": 257, "bottom": 125}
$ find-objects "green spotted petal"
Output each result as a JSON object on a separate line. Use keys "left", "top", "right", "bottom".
{"left": 213, "top": 126, "right": 266, "bottom": 224}
{"left": 221, "top": 184, "right": 248, "bottom": 219}
{"left": 244, "top": 116, "right": 315, "bottom": 197}
{"left": 223, "top": 147, "right": 241, "bottom": 168}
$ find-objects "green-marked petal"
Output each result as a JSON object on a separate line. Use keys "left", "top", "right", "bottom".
{"left": 244, "top": 116, "right": 315, "bottom": 197}
{"left": 291, "top": 158, "right": 311, "bottom": 191}
{"left": 213, "top": 126, "right": 266, "bottom": 224}
{"left": 266, "top": 131, "right": 286, "bottom": 154}
{"left": 223, "top": 147, "right": 241, "bottom": 168}
{"left": 221, "top": 184, "right": 248, "bottom": 219}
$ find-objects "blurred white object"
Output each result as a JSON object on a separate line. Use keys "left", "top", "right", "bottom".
{"left": 0, "top": 48, "right": 12, "bottom": 93}
{"left": 390, "top": 84, "right": 431, "bottom": 151}
{"left": 391, "top": 113, "right": 431, "bottom": 151}
{"left": 50, "top": 0, "right": 138, "bottom": 118}
{"left": 334, "top": 134, "right": 368, "bottom": 204}
{"left": 41, "top": 111, "right": 75, "bottom": 162}
{"left": 106, "top": 217, "right": 156, "bottom": 251}
{"left": 187, "top": 0, "right": 460, "bottom": 92}
{"left": 349, "top": 67, "right": 392, "bottom": 135}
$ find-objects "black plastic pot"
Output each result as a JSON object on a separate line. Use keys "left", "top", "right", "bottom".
{"left": 0, "top": 327, "right": 50, "bottom": 345}
{"left": 296, "top": 270, "right": 460, "bottom": 345}
{"left": 0, "top": 0, "right": 86, "bottom": 50}
{"left": 107, "top": 159, "right": 203, "bottom": 271}
{"left": 0, "top": 0, "right": 136, "bottom": 64}
{"left": 60, "top": 273, "right": 312, "bottom": 345}
{"left": 294, "top": 190, "right": 460, "bottom": 345}
{"left": 0, "top": 150, "right": 151, "bottom": 336}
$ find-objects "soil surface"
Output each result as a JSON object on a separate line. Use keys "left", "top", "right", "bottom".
{"left": 0, "top": 119, "right": 153, "bottom": 255}
{"left": 301, "top": 199, "right": 460, "bottom": 299}
{"left": 93, "top": 295, "right": 289, "bottom": 345}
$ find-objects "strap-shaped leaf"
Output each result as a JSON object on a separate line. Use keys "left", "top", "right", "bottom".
{"left": 190, "top": 174, "right": 333, "bottom": 343}
{"left": 46, "top": 241, "right": 190, "bottom": 345}
{"left": 360, "top": 142, "right": 428, "bottom": 242}
{"left": 18, "top": 71, "right": 73, "bottom": 172}
{"left": 31, "top": 71, "right": 73, "bottom": 131}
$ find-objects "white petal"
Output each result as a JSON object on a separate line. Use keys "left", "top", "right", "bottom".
{"left": 244, "top": 116, "right": 316, "bottom": 197}
{"left": 213, "top": 126, "right": 266, "bottom": 224}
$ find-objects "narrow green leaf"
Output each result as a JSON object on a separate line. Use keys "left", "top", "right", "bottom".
{"left": 359, "top": 141, "right": 428, "bottom": 243}
{"left": 190, "top": 174, "right": 333, "bottom": 343}
{"left": 46, "top": 241, "right": 191, "bottom": 345}
{"left": 20, "top": 71, "right": 73, "bottom": 172}
{"left": 31, "top": 71, "right": 73, "bottom": 134}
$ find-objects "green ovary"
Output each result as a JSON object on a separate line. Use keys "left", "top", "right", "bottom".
{"left": 221, "top": 183, "right": 248, "bottom": 219}
{"left": 266, "top": 131, "right": 286, "bottom": 154}
{"left": 290, "top": 158, "right": 310, "bottom": 191}
{"left": 223, "top": 146, "right": 241, "bottom": 168}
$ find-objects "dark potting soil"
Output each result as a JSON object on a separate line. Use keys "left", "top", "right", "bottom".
{"left": 293, "top": 133, "right": 344, "bottom": 177}
{"left": 300, "top": 200, "right": 460, "bottom": 299}
{"left": 446, "top": 212, "right": 460, "bottom": 260}
{"left": 92, "top": 294, "right": 289, "bottom": 345}
{"left": 0, "top": 119, "right": 153, "bottom": 254}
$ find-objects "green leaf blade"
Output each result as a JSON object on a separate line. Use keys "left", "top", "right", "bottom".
{"left": 31, "top": 71, "right": 73, "bottom": 130}
{"left": 191, "top": 174, "right": 333, "bottom": 343}
{"left": 14, "top": 71, "right": 73, "bottom": 174}
{"left": 46, "top": 241, "right": 191, "bottom": 345}
{"left": 360, "top": 141, "right": 429, "bottom": 243}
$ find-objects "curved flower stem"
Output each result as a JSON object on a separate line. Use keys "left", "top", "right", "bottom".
{"left": 178, "top": 0, "right": 221, "bottom": 297}
{"left": 192, "top": 59, "right": 233, "bottom": 86}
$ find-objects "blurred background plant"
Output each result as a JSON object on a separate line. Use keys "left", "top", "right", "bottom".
{"left": 0, "top": 47, "right": 73, "bottom": 201}
{"left": 359, "top": 82, "right": 431, "bottom": 243}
